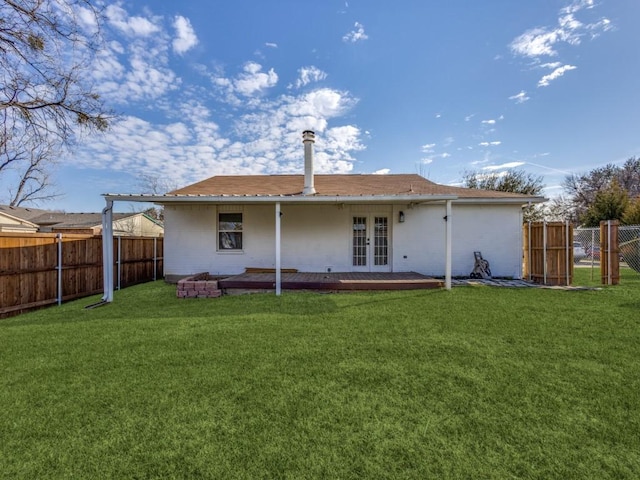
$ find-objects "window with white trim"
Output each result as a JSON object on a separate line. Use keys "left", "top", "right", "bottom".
{"left": 218, "top": 212, "right": 243, "bottom": 250}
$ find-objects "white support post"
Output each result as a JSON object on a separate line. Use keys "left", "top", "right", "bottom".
{"left": 275, "top": 202, "right": 282, "bottom": 296}
{"left": 445, "top": 200, "right": 452, "bottom": 290}
{"left": 102, "top": 200, "right": 114, "bottom": 302}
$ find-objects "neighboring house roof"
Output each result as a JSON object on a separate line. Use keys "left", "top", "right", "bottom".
{"left": 0, "top": 204, "right": 51, "bottom": 222}
{"left": 30, "top": 212, "right": 134, "bottom": 228}
{"left": 0, "top": 205, "right": 163, "bottom": 232}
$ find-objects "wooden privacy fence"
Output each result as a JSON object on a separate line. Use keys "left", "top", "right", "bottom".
{"left": 523, "top": 220, "right": 621, "bottom": 286}
{"left": 0, "top": 233, "right": 163, "bottom": 318}
{"left": 523, "top": 222, "right": 573, "bottom": 286}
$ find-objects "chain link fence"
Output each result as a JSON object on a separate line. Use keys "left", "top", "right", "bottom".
{"left": 574, "top": 225, "right": 640, "bottom": 277}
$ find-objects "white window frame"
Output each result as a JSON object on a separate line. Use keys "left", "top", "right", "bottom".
{"left": 217, "top": 212, "right": 243, "bottom": 251}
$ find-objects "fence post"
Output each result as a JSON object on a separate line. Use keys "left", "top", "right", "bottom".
{"left": 590, "top": 229, "right": 595, "bottom": 281}
{"left": 153, "top": 237, "right": 157, "bottom": 281}
{"left": 565, "top": 220, "right": 570, "bottom": 286}
{"left": 117, "top": 236, "right": 121, "bottom": 291}
{"left": 607, "top": 220, "right": 612, "bottom": 285}
{"left": 600, "top": 220, "right": 620, "bottom": 285}
{"left": 528, "top": 221, "right": 532, "bottom": 282}
{"left": 543, "top": 221, "right": 547, "bottom": 285}
{"left": 56, "top": 233, "right": 63, "bottom": 306}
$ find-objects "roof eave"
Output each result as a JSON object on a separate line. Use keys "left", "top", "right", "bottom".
{"left": 452, "top": 196, "right": 547, "bottom": 205}
{"left": 102, "top": 193, "right": 460, "bottom": 204}
{"left": 103, "top": 193, "right": 547, "bottom": 205}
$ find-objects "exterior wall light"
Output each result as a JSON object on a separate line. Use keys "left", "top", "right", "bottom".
{"left": 399, "top": 211, "right": 405, "bottom": 223}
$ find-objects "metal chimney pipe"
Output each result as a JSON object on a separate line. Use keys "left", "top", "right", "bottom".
{"left": 302, "top": 130, "right": 316, "bottom": 195}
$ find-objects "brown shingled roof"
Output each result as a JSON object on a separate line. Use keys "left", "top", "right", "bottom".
{"left": 169, "top": 174, "right": 538, "bottom": 200}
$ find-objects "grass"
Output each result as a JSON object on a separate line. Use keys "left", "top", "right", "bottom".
{"left": 1, "top": 270, "right": 639, "bottom": 479}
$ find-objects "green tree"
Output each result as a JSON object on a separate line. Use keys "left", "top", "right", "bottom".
{"left": 623, "top": 197, "right": 640, "bottom": 225}
{"left": 462, "top": 169, "right": 545, "bottom": 222}
{"left": 563, "top": 157, "right": 640, "bottom": 221}
{"left": 580, "top": 181, "right": 629, "bottom": 227}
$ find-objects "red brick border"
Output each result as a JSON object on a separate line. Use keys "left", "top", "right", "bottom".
{"left": 176, "top": 273, "right": 223, "bottom": 299}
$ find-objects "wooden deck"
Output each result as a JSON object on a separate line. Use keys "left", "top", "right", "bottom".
{"left": 218, "top": 272, "right": 444, "bottom": 292}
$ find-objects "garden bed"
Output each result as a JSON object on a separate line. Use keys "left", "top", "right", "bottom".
{"left": 176, "top": 272, "right": 222, "bottom": 298}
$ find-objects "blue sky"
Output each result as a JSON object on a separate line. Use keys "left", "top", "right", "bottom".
{"left": 40, "top": 0, "right": 640, "bottom": 212}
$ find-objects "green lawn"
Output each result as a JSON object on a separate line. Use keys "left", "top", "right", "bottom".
{"left": 1, "top": 270, "right": 639, "bottom": 479}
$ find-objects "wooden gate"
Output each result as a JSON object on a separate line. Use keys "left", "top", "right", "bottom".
{"left": 523, "top": 222, "right": 573, "bottom": 286}
{"left": 600, "top": 220, "right": 620, "bottom": 285}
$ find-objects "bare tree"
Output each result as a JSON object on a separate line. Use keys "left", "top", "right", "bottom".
{"left": 135, "top": 174, "right": 180, "bottom": 222}
{"left": 2, "top": 130, "right": 61, "bottom": 205}
{"left": 0, "top": 0, "right": 112, "bottom": 205}
{"left": 562, "top": 157, "right": 640, "bottom": 222}
{"left": 541, "top": 194, "right": 579, "bottom": 223}
{"left": 462, "top": 169, "right": 546, "bottom": 222}
{"left": 137, "top": 173, "right": 180, "bottom": 196}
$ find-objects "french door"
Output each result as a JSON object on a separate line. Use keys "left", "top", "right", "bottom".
{"left": 352, "top": 215, "right": 390, "bottom": 272}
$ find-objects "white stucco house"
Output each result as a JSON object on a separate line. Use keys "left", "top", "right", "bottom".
{"left": 100, "top": 130, "right": 544, "bottom": 300}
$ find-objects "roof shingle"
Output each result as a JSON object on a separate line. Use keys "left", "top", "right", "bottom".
{"left": 169, "top": 174, "right": 540, "bottom": 200}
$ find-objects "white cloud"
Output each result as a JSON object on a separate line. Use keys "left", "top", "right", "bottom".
{"left": 510, "top": 1, "right": 612, "bottom": 59}
{"left": 289, "top": 88, "right": 356, "bottom": 119}
{"left": 538, "top": 64, "right": 577, "bottom": 87}
{"left": 173, "top": 16, "right": 198, "bottom": 55}
{"left": 70, "top": 4, "right": 366, "bottom": 190}
{"left": 421, "top": 159, "right": 433, "bottom": 165}
{"left": 265, "top": 42, "right": 278, "bottom": 48}
{"left": 510, "top": 28, "right": 564, "bottom": 58}
{"left": 343, "top": 22, "right": 368, "bottom": 43}
{"left": 509, "top": 91, "right": 530, "bottom": 104}
{"left": 539, "top": 62, "right": 562, "bottom": 69}
{"left": 421, "top": 143, "right": 436, "bottom": 152}
{"left": 234, "top": 62, "right": 278, "bottom": 96}
{"left": 372, "top": 169, "right": 391, "bottom": 175}
{"left": 106, "top": 5, "right": 160, "bottom": 37}
{"left": 482, "top": 119, "right": 496, "bottom": 125}
{"left": 76, "top": 5, "right": 99, "bottom": 31}
{"left": 561, "top": 0, "right": 594, "bottom": 15}
{"left": 479, "top": 141, "right": 502, "bottom": 147}
{"left": 483, "top": 161, "right": 525, "bottom": 171}
{"left": 291, "top": 66, "right": 328, "bottom": 89}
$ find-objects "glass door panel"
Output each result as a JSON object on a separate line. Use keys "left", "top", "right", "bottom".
{"left": 352, "top": 216, "right": 367, "bottom": 267}
{"left": 374, "top": 216, "right": 388, "bottom": 266}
